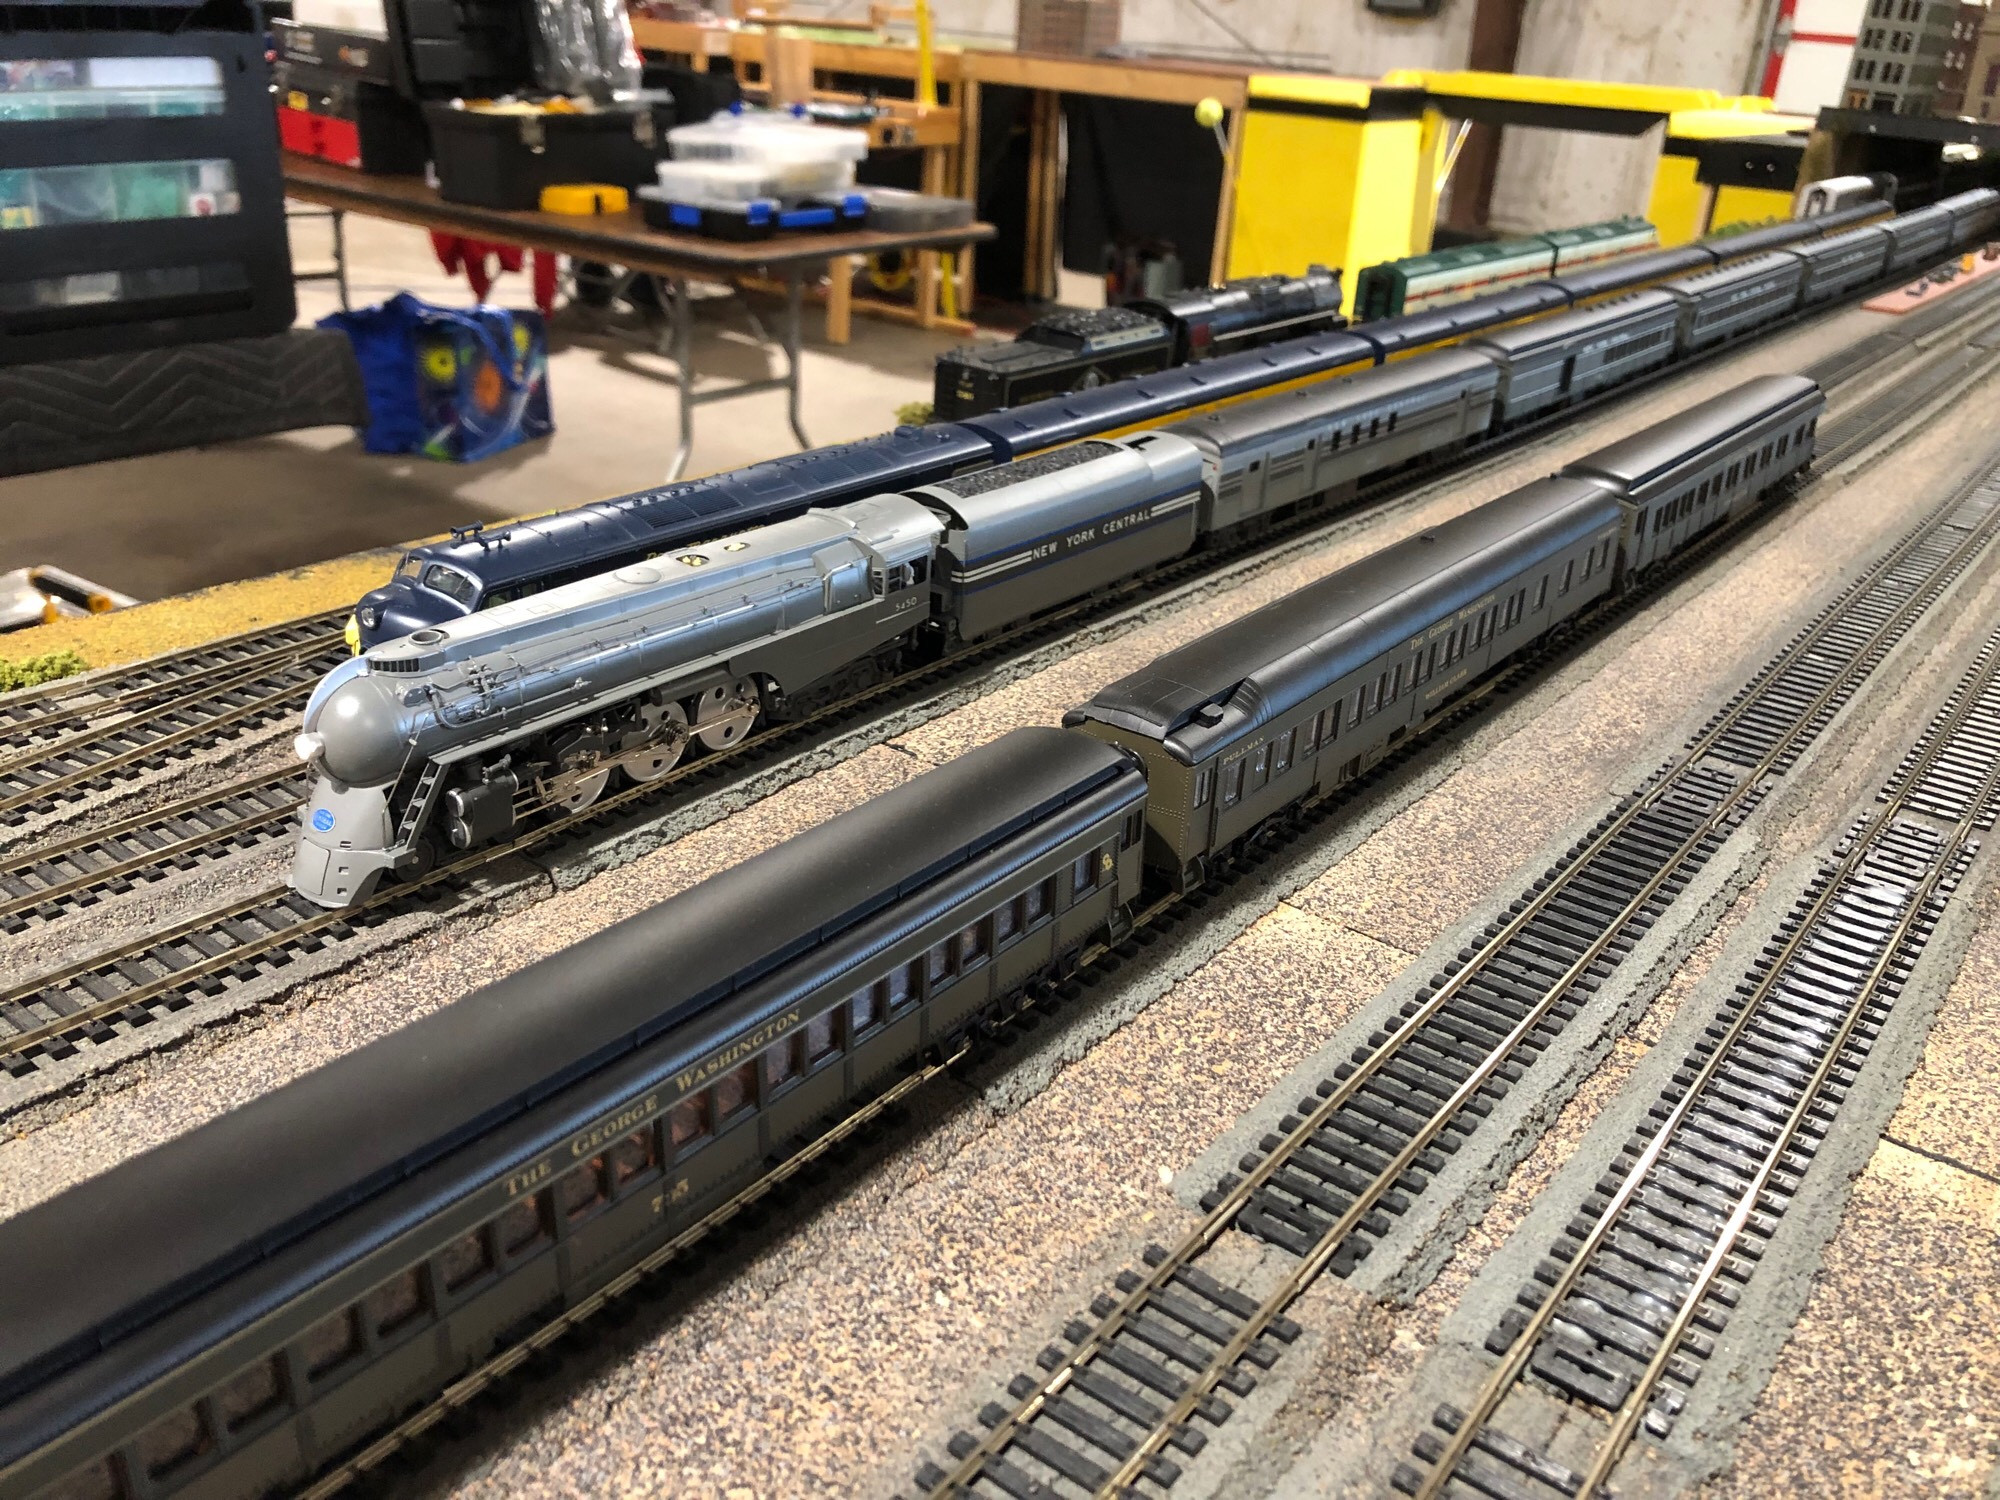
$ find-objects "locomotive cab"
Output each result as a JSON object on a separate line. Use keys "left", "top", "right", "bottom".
{"left": 351, "top": 555, "right": 484, "bottom": 651}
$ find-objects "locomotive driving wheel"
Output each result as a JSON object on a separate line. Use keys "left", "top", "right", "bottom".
{"left": 621, "top": 701, "right": 689, "bottom": 783}
{"left": 550, "top": 767, "right": 612, "bottom": 811}
{"left": 692, "top": 678, "right": 759, "bottom": 752}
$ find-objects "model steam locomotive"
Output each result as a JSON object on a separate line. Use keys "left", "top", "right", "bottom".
{"left": 929, "top": 265, "right": 1347, "bottom": 420}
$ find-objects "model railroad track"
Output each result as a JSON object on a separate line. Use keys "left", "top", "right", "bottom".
{"left": 15, "top": 290, "right": 1995, "bottom": 939}
{"left": 1797, "top": 265, "right": 2000, "bottom": 391}
{"left": 0, "top": 627, "right": 346, "bottom": 831}
{"left": 193, "top": 356, "right": 2000, "bottom": 1500}
{"left": 0, "top": 610, "right": 346, "bottom": 753}
{"left": 0, "top": 766, "right": 305, "bottom": 934}
{"left": 1393, "top": 626, "right": 2000, "bottom": 1500}
{"left": 906, "top": 455, "right": 2000, "bottom": 1500}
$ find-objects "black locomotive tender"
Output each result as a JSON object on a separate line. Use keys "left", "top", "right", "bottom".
{"left": 929, "top": 265, "right": 1348, "bottom": 420}
{"left": 295, "top": 181, "right": 1935, "bottom": 909}
{"left": 0, "top": 373, "right": 1825, "bottom": 1500}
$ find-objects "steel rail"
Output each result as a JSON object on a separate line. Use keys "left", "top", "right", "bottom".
{"left": 925, "top": 399, "right": 2000, "bottom": 1500}
{"left": 1410, "top": 628, "right": 2000, "bottom": 1500}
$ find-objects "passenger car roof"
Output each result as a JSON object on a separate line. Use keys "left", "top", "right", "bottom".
{"left": 1069, "top": 477, "right": 1622, "bottom": 758}
{"left": 0, "top": 728, "right": 1132, "bottom": 1408}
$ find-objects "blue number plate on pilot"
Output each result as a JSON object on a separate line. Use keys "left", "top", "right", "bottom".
{"left": 312, "top": 809, "right": 336, "bottom": 832}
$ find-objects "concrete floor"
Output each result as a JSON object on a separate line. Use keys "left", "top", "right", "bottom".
{"left": 9, "top": 292, "right": 1999, "bottom": 1496}
{"left": 0, "top": 211, "right": 970, "bottom": 601}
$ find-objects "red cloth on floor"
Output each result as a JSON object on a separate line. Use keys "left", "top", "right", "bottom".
{"left": 429, "top": 232, "right": 559, "bottom": 317}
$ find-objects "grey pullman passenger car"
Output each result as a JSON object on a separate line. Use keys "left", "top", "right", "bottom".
{"left": 0, "top": 730, "right": 1145, "bottom": 1500}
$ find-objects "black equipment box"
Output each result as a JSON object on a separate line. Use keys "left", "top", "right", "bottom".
{"left": 932, "top": 306, "right": 1173, "bottom": 420}
{"left": 271, "top": 19, "right": 396, "bottom": 85}
{"left": 275, "top": 59, "right": 430, "bottom": 174}
{"left": 383, "top": 0, "right": 537, "bottom": 100}
{"left": 0, "top": 28, "right": 295, "bottom": 367}
{"left": 425, "top": 100, "right": 675, "bottom": 210}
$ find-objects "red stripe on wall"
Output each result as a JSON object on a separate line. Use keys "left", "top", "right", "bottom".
{"left": 1761, "top": 0, "right": 1798, "bottom": 97}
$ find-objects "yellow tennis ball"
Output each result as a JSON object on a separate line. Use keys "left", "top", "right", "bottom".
{"left": 1195, "top": 96, "right": 1224, "bottom": 130}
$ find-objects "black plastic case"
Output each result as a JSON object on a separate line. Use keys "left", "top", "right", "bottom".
{"left": 0, "top": 28, "right": 295, "bottom": 367}
{"left": 425, "top": 102, "right": 675, "bottom": 210}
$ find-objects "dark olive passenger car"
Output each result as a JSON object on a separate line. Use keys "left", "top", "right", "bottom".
{"left": 1067, "top": 479, "right": 1624, "bottom": 887}
{"left": 0, "top": 729, "right": 1145, "bottom": 1500}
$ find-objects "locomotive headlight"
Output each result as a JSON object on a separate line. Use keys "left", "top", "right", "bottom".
{"left": 294, "top": 732, "right": 326, "bottom": 764}
{"left": 357, "top": 605, "right": 380, "bottom": 629}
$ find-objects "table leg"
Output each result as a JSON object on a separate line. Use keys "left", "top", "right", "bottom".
{"left": 916, "top": 248, "right": 940, "bottom": 328}
{"left": 669, "top": 274, "right": 695, "bottom": 482}
{"left": 332, "top": 208, "right": 349, "bottom": 311}
{"left": 785, "top": 269, "right": 811, "bottom": 453}
{"left": 826, "top": 255, "right": 854, "bottom": 344}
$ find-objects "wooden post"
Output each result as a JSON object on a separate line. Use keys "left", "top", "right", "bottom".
{"left": 1210, "top": 102, "right": 1247, "bottom": 283}
{"left": 767, "top": 28, "right": 814, "bottom": 107}
{"left": 825, "top": 255, "right": 855, "bottom": 343}
{"left": 957, "top": 76, "right": 981, "bottom": 312}
{"left": 1023, "top": 89, "right": 1060, "bottom": 301}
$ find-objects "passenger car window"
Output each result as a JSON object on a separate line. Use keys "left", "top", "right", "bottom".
{"left": 851, "top": 982, "right": 884, "bottom": 1035}
{"left": 927, "top": 941, "right": 956, "bottom": 986}
{"left": 805, "top": 1009, "right": 839, "bottom": 1063}
{"left": 763, "top": 1034, "right": 803, "bottom": 1092}
{"left": 365, "top": 1268, "right": 427, "bottom": 1338}
{"left": 670, "top": 1093, "right": 712, "bottom": 1149}
{"left": 438, "top": 1229, "right": 493, "bottom": 1293}
{"left": 302, "top": 1308, "right": 362, "bottom": 1379}
{"left": 1221, "top": 756, "right": 1247, "bottom": 807}
{"left": 1024, "top": 879, "right": 1053, "bottom": 926}
{"left": 1072, "top": 852, "right": 1098, "bottom": 895}
{"left": 1274, "top": 728, "right": 1295, "bottom": 773}
{"left": 134, "top": 1406, "right": 211, "bottom": 1480}
{"left": 994, "top": 899, "right": 1020, "bottom": 945}
{"left": 1249, "top": 743, "right": 1271, "bottom": 788}
{"left": 215, "top": 1357, "right": 286, "bottom": 1434}
{"left": 558, "top": 1156, "right": 608, "bottom": 1222}
{"left": 715, "top": 1061, "right": 757, "bottom": 1122}
{"left": 1193, "top": 766, "right": 1214, "bottom": 807}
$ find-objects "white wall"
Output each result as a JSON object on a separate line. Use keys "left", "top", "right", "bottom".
{"left": 1486, "top": 0, "right": 1775, "bottom": 231}
{"left": 779, "top": 0, "right": 1474, "bottom": 73}
{"left": 773, "top": 0, "right": 1779, "bottom": 232}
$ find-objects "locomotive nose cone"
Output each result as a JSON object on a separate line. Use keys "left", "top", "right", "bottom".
{"left": 317, "top": 676, "right": 414, "bottom": 788}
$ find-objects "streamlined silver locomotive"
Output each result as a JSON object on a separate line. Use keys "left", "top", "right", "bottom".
{"left": 292, "top": 434, "right": 1205, "bottom": 907}
{"left": 292, "top": 495, "right": 944, "bottom": 906}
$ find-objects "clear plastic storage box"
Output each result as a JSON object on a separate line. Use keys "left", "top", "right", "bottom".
{"left": 666, "top": 106, "right": 868, "bottom": 167}
{"left": 654, "top": 155, "right": 853, "bottom": 205}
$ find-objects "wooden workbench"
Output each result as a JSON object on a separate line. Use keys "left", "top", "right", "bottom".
{"left": 283, "top": 153, "right": 992, "bottom": 478}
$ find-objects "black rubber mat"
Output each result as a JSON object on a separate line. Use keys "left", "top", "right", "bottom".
{"left": 0, "top": 329, "right": 365, "bottom": 478}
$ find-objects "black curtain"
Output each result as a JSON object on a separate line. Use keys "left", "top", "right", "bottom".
{"left": 1060, "top": 95, "right": 1223, "bottom": 291}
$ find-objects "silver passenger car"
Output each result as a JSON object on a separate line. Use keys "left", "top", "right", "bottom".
{"left": 1164, "top": 347, "right": 1501, "bottom": 533}
{"left": 1465, "top": 290, "right": 1679, "bottom": 424}
{"left": 912, "top": 432, "right": 1203, "bottom": 640}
